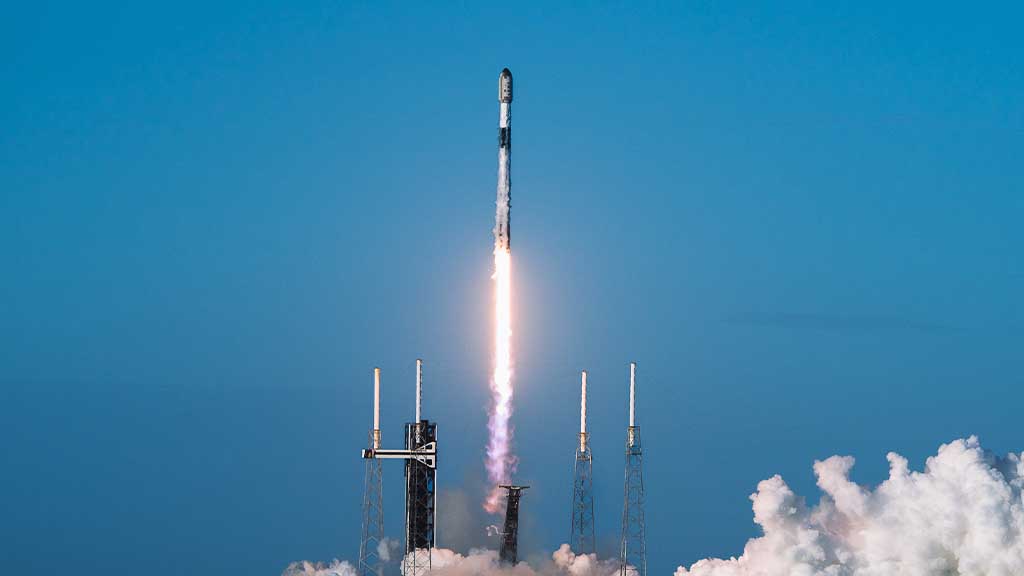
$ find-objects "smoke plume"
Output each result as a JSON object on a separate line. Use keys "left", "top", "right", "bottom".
{"left": 677, "top": 436, "right": 1024, "bottom": 576}
{"left": 286, "top": 438, "right": 1024, "bottom": 576}
{"left": 284, "top": 544, "right": 620, "bottom": 576}
{"left": 405, "top": 544, "right": 620, "bottom": 576}
{"left": 281, "top": 560, "right": 356, "bottom": 576}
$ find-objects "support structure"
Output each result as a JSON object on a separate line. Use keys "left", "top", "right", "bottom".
{"left": 619, "top": 362, "right": 647, "bottom": 576}
{"left": 360, "top": 360, "right": 438, "bottom": 576}
{"left": 403, "top": 417, "right": 436, "bottom": 576}
{"left": 570, "top": 370, "right": 595, "bottom": 554}
{"left": 359, "top": 368, "right": 385, "bottom": 576}
{"left": 498, "top": 485, "right": 529, "bottom": 565}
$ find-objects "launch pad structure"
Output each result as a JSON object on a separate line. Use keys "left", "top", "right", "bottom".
{"left": 498, "top": 485, "right": 529, "bottom": 565}
{"left": 360, "top": 360, "right": 438, "bottom": 576}
{"left": 403, "top": 418, "right": 437, "bottom": 575}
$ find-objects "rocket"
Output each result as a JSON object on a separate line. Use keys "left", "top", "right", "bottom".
{"left": 494, "top": 68, "right": 513, "bottom": 251}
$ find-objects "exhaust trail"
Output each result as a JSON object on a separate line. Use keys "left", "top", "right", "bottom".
{"left": 485, "top": 68, "right": 515, "bottom": 514}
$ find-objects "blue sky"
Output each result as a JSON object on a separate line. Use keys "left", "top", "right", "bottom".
{"left": 1, "top": 2, "right": 1021, "bottom": 574}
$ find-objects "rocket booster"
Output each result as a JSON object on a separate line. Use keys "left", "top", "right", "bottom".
{"left": 494, "top": 68, "right": 513, "bottom": 251}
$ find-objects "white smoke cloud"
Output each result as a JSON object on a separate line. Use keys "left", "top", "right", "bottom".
{"left": 676, "top": 436, "right": 1024, "bottom": 576}
{"left": 551, "top": 544, "right": 621, "bottom": 576}
{"left": 286, "top": 545, "right": 620, "bottom": 576}
{"left": 403, "top": 544, "right": 620, "bottom": 576}
{"left": 379, "top": 538, "right": 400, "bottom": 562}
{"left": 281, "top": 559, "right": 357, "bottom": 576}
{"left": 287, "top": 438, "right": 1023, "bottom": 576}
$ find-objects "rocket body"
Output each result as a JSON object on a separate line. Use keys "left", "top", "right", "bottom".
{"left": 495, "top": 68, "right": 513, "bottom": 251}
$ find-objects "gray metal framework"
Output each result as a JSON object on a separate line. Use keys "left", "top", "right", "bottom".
{"left": 498, "top": 485, "right": 529, "bottom": 565}
{"left": 361, "top": 427, "right": 437, "bottom": 576}
{"left": 403, "top": 421, "right": 437, "bottom": 576}
{"left": 359, "top": 362, "right": 438, "bottom": 576}
{"left": 619, "top": 425, "right": 647, "bottom": 576}
{"left": 358, "top": 432, "right": 385, "bottom": 576}
{"left": 570, "top": 432, "right": 595, "bottom": 554}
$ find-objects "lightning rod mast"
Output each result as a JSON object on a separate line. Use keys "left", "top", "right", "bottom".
{"left": 619, "top": 362, "right": 647, "bottom": 576}
{"left": 570, "top": 370, "right": 596, "bottom": 554}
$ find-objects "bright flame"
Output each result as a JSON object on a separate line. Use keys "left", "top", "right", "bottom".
{"left": 484, "top": 247, "right": 515, "bottom": 513}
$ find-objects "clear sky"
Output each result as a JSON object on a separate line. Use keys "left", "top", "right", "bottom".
{"left": 1, "top": 2, "right": 1021, "bottom": 575}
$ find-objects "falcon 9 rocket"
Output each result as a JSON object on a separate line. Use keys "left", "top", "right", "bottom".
{"left": 494, "top": 68, "right": 513, "bottom": 249}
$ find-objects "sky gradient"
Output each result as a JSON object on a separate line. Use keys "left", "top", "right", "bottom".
{"left": 1, "top": 3, "right": 1022, "bottom": 575}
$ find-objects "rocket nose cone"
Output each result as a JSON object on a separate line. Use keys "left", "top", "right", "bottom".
{"left": 498, "top": 68, "right": 513, "bottom": 102}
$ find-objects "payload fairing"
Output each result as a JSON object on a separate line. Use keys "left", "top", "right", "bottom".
{"left": 494, "top": 68, "right": 513, "bottom": 250}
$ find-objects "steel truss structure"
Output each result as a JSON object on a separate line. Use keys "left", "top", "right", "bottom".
{"left": 570, "top": 432, "right": 596, "bottom": 554}
{"left": 359, "top": 431, "right": 385, "bottom": 576}
{"left": 619, "top": 425, "right": 647, "bottom": 576}
{"left": 498, "top": 485, "right": 529, "bottom": 565}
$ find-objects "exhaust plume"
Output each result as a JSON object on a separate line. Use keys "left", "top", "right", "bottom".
{"left": 485, "top": 246, "right": 516, "bottom": 513}
{"left": 677, "top": 436, "right": 1024, "bottom": 576}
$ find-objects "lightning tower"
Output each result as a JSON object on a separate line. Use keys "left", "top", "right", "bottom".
{"left": 619, "top": 362, "right": 647, "bottom": 576}
{"left": 570, "top": 370, "right": 596, "bottom": 554}
{"left": 498, "top": 485, "right": 529, "bottom": 565}
{"left": 358, "top": 368, "right": 385, "bottom": 576}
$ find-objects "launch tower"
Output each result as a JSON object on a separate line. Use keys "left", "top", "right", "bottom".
{"left": 361, "top": 360, "right": 438, "bottom": 576}
{"left": 498, "top": 485, "right": 529, "bottom": 565}
{"left": 403, "top": 419, "right": 436, "bottom": 574}
{"left": 403, "top": 359, "right": 436, "bottom": 576}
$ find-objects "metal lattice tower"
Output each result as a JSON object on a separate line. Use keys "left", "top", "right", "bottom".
{"left": 359, "top": 362, "right": 438, "bottom": 576}
{"left": 619, "top": 363, "right": 647, "bottom": 576}
{"left": 570, "top": 371, "right": 596, "bottom": 554}
{"left": 498, "top": 485, "right": 529, "bottom": 564}
{"left": 359, "top": 436, "right": 385, "bottom": 576}
{"left": 359, "top": 369, "right": 385, "bottom": 576}
{"left": 403, "top": 420, "right": 436, "bottom": 576}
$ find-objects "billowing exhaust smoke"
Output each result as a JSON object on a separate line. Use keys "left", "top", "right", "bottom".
{"left": 289, "top": 437, "right": 1024, "bottom": 576}
{"left": 281, "top": 560, "right": 356, "bottom": 576}
{"left": 677, "top": 436, "right": 1024, "bottom": 576}
{"left": 400, "top": 544, "right": 621, "bottom": 576}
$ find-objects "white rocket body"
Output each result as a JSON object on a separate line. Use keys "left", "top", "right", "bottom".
{"left": 495, "top": 68, "right": 513, "bottom": 251}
